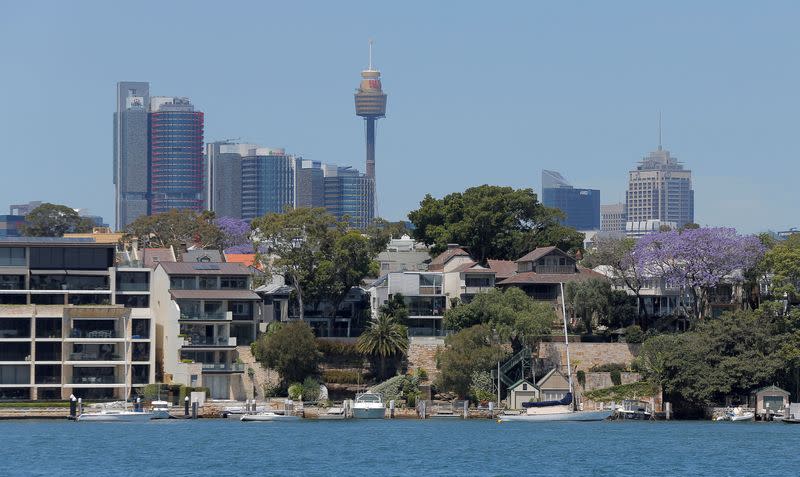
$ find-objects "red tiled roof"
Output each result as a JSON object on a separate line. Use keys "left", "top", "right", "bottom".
{"left": 224, "top": 253, "right": 260, "bottom": 269}
{"left": 450, "top": 262, "right": 495, "bottom": 274}
{"left": 496, "top": 267, "right": 606, "bottom": 285}
{"left": 487, "top": 259, "right": 517, "bottom": 279}
{"left": 428, "top": 247, "right": 470, "bottom": 270}
{"left": 516, "top": 246, "right": 566, "bottom": 263}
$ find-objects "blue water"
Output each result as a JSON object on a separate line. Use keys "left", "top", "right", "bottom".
{"left": 1, "top": 419, "right": 797, "bottom": 476}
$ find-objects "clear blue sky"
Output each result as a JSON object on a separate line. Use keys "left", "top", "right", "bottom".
{"left": 1, "top": 1, "right": 798, "bottom": 234}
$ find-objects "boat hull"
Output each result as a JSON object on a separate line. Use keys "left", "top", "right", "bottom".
{"left": 499, "top": 409, "right": 613, "bottom": 422}
{"left": 728, "top": 413, "right": 754, "bottom": 422}
{"left": 76, "top": 411, "right": 153, "bottom": 422}
{"left": 151, "top": 410, "right": 171, "bottom": 420}
{"left": 352, "top": 407, "right": 385, "bottom": 419}
{"left": 240, "top": 413, "right": 300, "bottom": 422}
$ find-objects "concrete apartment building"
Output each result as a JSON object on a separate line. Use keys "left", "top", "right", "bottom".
{"left": 600, "top": 202, "right": 627, "bottom": 233}
{"left": 0, "top": 238, "right": 155, "bottom": 400}
{"left": 625, "top": 142, "right": 693, "bottom": 233}
{"left": 151, "top": 261, "right": 260, "bottom": 399}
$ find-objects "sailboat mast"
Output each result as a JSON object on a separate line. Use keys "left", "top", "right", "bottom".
{"left": 559, "top": 282, "right": 574, "bottom": 395}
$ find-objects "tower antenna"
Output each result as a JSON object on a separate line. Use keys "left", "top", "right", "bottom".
{"left": 368, "top": 38, "right": 374, "bottom": 70}
{"left": 658, "top": 110, "right": 662, "bottom": 151}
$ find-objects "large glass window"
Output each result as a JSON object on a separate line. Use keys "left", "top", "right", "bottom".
{"left": 0, "top": 294, "right": 26, "bottom": 305}
{"left": 220, "top": 276, "right": 247, "bottom": 289}
{"left": 34, "top": 364, "right": 60, "bottom": 385}
{"left": 30, "top": 274, "right": 108, "bottom": 290}
{"left": 199, "top": 276, "right": 218, "bottom": 289}
{"left": 132, "top": 319, "right": 150, "bottom": 339}
{"left": 0, "top": 342, "right": 30, "bottom": 361}
{"left": 35, "top": 342, "right": 61, "bottom": 361}
{"left": 36, "top": 318, "right": 62, "bottom": 338}
{"left": 230, "top": 301, "right": 252, "bottom": 320}
{"left": 418, "top": 274, "right": 443, "bottom": 294}
{"left": 170, "top": 276, "right": 196, "bottom": 289}
{"left": 116, "top": 271, "right": 149, "bottom": 291}
{"left": 0, "top": 275, "right": 25, "bottom": 290}
{"left": 68, "top": 294, "right": 111, "bottom": 306}
{"left": 404, "top": 296, "right": 446, "bottom": 317}
{"left": 0, "top": 365, "right": 30, "bottom": 385}
{"left": 115, "top": 294, "right": 149, "bottom": 308}
{"left": 0, "top": 247, "right": 25, "bottom": 266}
{"left": 0, "top": 318, "right": 31, "bottom": 338}
{"left": 31, "top": 294, "right": 65, "bottom": 305}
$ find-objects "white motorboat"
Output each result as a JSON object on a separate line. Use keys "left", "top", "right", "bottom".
{"left": 498, "top": 283, "right": 613, "bottom": 423}
{"left": 353, "top": 393, "right": 385, "bottom": 419}
{"left": 151, "top": 400, "right": 171, "bottom": 420}
{"left": 76, "top": 409, "right": 153, "bottom": 422}
{"left": 240, "top": 411, "right": 300, "bottom": 422}
{"left": 726, "top": 407, "right": 755, "bottom": 422}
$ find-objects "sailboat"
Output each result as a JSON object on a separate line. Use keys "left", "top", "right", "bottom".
{"left": 76, "top": 315, "right": 153, "bottom": 422}
{"left": 498, "top": 283, "right": 613, "bottom": 422}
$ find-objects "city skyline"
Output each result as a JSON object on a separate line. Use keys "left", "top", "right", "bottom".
{"left": 3, "top": 1, "right": 800, "bottom": 234}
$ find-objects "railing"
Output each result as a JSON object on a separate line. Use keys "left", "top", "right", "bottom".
{"left": 0, "top": 330, "right": 30, "bottom": 339}
{"left": 533, "top": 265, "right": 576, "bottom": 274}
{"left": 408, "top": 327, "right": 452, "bottom": 337}
{"left": 69, "top": 330, "right": 118, "bottom": 339}
{"left": 418, "top": 286, "right": 443, "bottom": 295}
{"left": 183, "top": 336, "right": 236, "bottom": 347}
{"left": 35, "top": 376, "right": 61, "bottom": 385}
{"left": 69, "top": 353, "right": 123, "bottom": 361}
{"left": 463, "top": 286, "right": 493, "bottom": 294}
{"left": 202, "top": 363, "right": 245, "bottom": 372}
{"left": 71, "top": 376, "right": 122, "bottom": 384}
{"left": 179, "top": 312, "right": 229, "bottom": 321}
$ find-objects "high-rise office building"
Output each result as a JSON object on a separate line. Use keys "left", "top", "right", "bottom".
{"left": 114, "top": 82, "right": 150, "bottom": 230}
{"left": 354, "top": 41, "right": 386, "bottom": 220}
{"left": 241, "top": 148, "right": 296, "bottom": 220}
{"left": 149, "top": 97, "right": 205, "bottom": 214}
{"left": 295, "top": 160, "right": 325, "bottom": 208}
{"left": 323, "top": 165, "right": 375, "bottom": 230}
{"left": 541, "top": 170, "right": 600, "bottom": 230}
{"left": 600, "top": 203, "right": 627, "bottom": 233}
{"left": 625, "top": 141, "right": 693, "bottom": 230}
{"left": 206, "top": 142, "right": 260, "bottom": 219}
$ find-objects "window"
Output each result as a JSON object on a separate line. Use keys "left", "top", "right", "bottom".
{"left": 522, "top": 384, "right": 528, "bottom": 391}
{"left": 199, "top": 277, "right": 218, "bottom": 289}
{"left": 170, "top": 276, "right": 196, "bottom": 290}
{"left": 220, "top": 276, "right": 247, "bottom": 289}
{"left": 0, "top": 275, "right": 24, "bottom": 290}
{"left": 0, "top": 247, "right": 26, "bottom": 266}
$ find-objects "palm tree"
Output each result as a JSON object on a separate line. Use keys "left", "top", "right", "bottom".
{"left": 357, "top": 314, "right": 409, "bottom": 380}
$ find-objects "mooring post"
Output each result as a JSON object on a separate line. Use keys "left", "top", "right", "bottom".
{"left": 69, "top": 395, "right": 77, "bottom": 417}
{"left": 184, "top": 396, "right": 190, "bottom": 417}
{"left": 78, "top": 397, "right": 83, "bottom": 416}
{"left": 389, "top": 400, "right": 395, "bottom": 419}
{"left": 463, "top": 400, "right": 468, "bottom": 419}
{"left": 488, "top": 401, "right": 494, "bottom": 419}
{"left": 191, "top": 401, "right": 198, "bottom": 419}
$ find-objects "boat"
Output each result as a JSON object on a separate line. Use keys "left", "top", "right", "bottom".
{"left": 497, "top": 283, "right": 613, "bottom": 423}
{"left": 781, "top": 417, "right": 800, "bottom": 424}
{"left": 317, "top": 407, "right": 348, "bottom": 420}
{"left": 151, "top": 400, "right": 171, "bottom": 420}
{"left": 352, "top": 393, "right": 385, "bottom": 419}
{"left": 240, "top": 411, "right": 300, "bottom": 422}
{"left": 76, "top": 408, "right": 153, "bottom": 422}
{"left": 614, "top": 400, "right": 653, "bottom": 420}
{"left": 727, "top": 408, "right": 755, "bottom": 422}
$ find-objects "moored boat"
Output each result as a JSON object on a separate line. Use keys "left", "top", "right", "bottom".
{"left": 76, "top": 409, "right": 153, "bottom": 422}
{"left": 353, "top": 393, "right": 385, "bottom": 419}
{"left": 240, "top": 411, "right": 300, "bottom": 422}
{"left": 151, "top": 400, "right": 171, "bottom": 420}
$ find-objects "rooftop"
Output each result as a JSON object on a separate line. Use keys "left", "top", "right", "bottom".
{"left": 157, "top": 261, "right": 253, "bottom": 276}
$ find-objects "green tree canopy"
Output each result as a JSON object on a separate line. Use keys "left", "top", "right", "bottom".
{"left": 407, "top": 185, "right": 584, "bottom": 262}
{"left": 251, "top": 208, "right": 377, "bottom": 320}
{"left": 565, "top": 278, "right": 612, "bottom": 334}
{"left": 124, "top": 209, "right": 223, "bottom": 251}
{"left": 444, "top": 287, "right": 555, "bottom": 351}
{"left": 357, "top": 314, "right": 409, "bottom": 380}
{"left": 763, "top": 233, "right": 800, "bottom": 299}
{"left": 252, "top": 321, "right": 321, "bottom": 385}
{"left": 21, "top": 203, "right": 94, "bottom": 237}
{"left": 435, "top": 325, "right": 508, "bottom": 398}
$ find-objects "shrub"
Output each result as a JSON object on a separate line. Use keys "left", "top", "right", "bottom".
{"left": 316, "top": 339, "right": 364, "bottom": 364}
{"left": 590, "top": 363, "right": 628, "bottom": 373}
{"left": 287, "top": 383, "right": 303, "bottom": 400}
{"left": 302, "top": 377, "right": 321, "bottom": 402}
{"left": 414, "top": 368, "right": 429, "bottom": 381}
{"left": 624, "top": 325, "right": 645, "bottom": 344}
{"left": 610, "top": 370, "right": 622, "bottom": 386}
{"left": 583, "top": 381, "right": 659, "bottom": 402}
{"left": 468, "top": 370, "right": 494, "bottom": 404}
{"left": 322, "top": 369, "right": 363, "bottom": 384}
{"left": 262, "top": 383, "right": 283, "bottom": 398}
{"left": 576, "top": 370, "right": 586, "bottom": 389}
{"left": 253, "top": 321, "right": 321, "bottom": 385}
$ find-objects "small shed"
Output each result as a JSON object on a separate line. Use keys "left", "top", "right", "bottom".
{"left": 537, "top": 368, "right": 571, "bottom": 401}
{"left": 507, "top": 380, "right": 539, "bottom": 409}
{"left": 751, "top": 385, "right": 790, "bottom": 416}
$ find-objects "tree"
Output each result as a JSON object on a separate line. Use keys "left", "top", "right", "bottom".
{"left": 216, "top": 217, "right": 252, "bottom": 252}
{"left": 125, "top": 209, "right": 223, "bottom": 251}
{"left": 584, "top": 236, "right": 648, "bottom": 323}
{"left": 763, "top": 233, "right": 800, "bottom": 300}
{"left": 379, "top": 293, "right": 409, "bottom": 326}
{"left": 21, "top": 203, "right": 94, "bottom": 237}
{"left": 252, "top": 321, "right": 321, "bottom": 385}
{"left": 565, "top": 278, "right": 612, "bottom": 334}
{"left": 357, "top": 314, "right": 409, "bottom": 380}
{"left": 251, "top": 208, "right": 378, "bottom": 321}
{"left": 408, "top": 185, "right": 584, "bottom": 263}
{"left": 444, "top": 287, "right": 555, "bottom": 351}
{"left": 634, "top": 227, "right": 765, "bottom": 320}
{"left": 365, "top": 218, "right": 411, "bottom": 256}
{"left": 435, "top": 325, "right": 508, "bottom": 398}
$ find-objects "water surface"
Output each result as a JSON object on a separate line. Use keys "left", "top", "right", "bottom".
{"left": 1, "top": 419, "right": 796, "bottom": 476}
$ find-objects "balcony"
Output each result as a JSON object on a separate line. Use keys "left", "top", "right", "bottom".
{"left": 71, "top": 376, "right": 123, "bottom": 385}
{"left": 202, "top": 363, "right": 245, "bottom": 373}
{"left": 182, "top": 336, "right": 237, "bottom": 347}
{"left": 179, "top": 311, "right": 231, "bottom": 321}
{"left": 69, "top": 353, "right": 123, "bottom": 362}
{"left": 463, "top": 286, "right": 494, "bottom": 294}
{"left": 117, "top": 282, "right": 149, "bottom": 292}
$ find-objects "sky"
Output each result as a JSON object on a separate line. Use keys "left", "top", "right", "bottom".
{"left": 1, "top": 1, "right": 799, "bottom": 234}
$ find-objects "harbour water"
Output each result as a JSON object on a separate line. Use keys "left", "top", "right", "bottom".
{"left": 2, "top": 419, "right": 798, "bottom": 476}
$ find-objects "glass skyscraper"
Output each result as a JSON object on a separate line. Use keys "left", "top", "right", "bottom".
{"left": 114, "top": 82, "right": 150, "bottom": 230}
{"left": 541, "top": 170, "right": 600, "bottom": 230}
{"left": 149, "top": 97, "right": 205, "bottom": 214}
{"left": 323, "top": 165, "right": 375, "bottom": 230}
{"left": 240, "top": 149, "right": 296, "bottom": 220}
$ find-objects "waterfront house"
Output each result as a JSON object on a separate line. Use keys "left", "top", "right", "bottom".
{"left": 151, "top": 261, "right": 260, "bottom": 399}
{"left": 0, "top": 237, "right": 155, "bottom": 400}
{"left": 537, "top": 368, "right": 571, "bottom": 401}
{"left": 751, "top": 385, "right": 790, "bottom": 417}
{"left": 507, "top": 379, "right": 540, "bottom": 409}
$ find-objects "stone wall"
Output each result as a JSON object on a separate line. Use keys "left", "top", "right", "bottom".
{"left": 407, "top": 338, "right": 444, "bottom": 380}
{"left": 539, "top": 342, "right": 640, "bottom": 370}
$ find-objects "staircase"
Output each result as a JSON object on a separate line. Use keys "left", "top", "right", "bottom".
{"left": 237, "top": 345, "right": 279, "bottom": 400}
{"left": 496, "top": 348, "right": 532, "bottom": 387}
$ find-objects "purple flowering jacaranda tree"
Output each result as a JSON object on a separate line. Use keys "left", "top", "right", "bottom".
{"left": 634, "top": 227, "right": 765, "bottom": 319}
{"left": 215, "top": 217, "right": 253, "bottom": 253}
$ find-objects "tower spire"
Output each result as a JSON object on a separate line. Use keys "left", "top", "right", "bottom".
{"left": 658, "top": 110, "right": 662, "bottom": 151}
{"left": 368, "top": 39, "right": 373, "bottom": 71}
